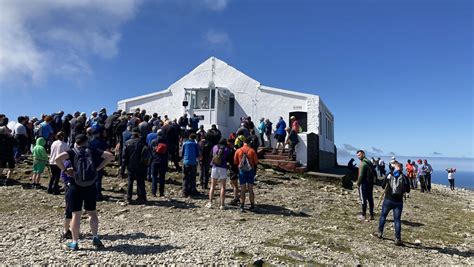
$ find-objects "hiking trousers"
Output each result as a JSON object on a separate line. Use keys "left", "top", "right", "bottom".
{"left": 378, "top": 199, "right": 403, "bottom": 239}
{"left": 199, "top": 160, "right": 210, "bottom": 189}
{"left": 359, "top": 183, "right": 374, "bottom": 217}
{"left": 425, "top": 173, "right": 431, "bottom": 192}
{"left": 127, "top": 170, "right": 147, "bottom": 201}
{"left": 151, "top": 162, "right": 167, "bottom": 196}
{"left": 48, "top": 164, "right": 61, "bottom": 193}
{"left": 183, "top": 164, "right": 197, "bottom": 196}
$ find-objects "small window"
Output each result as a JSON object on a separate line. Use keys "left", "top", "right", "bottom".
{"left": 325, "top": 116, "right": 333, "bottom": 142}
{"left": 229, "top": 97, "right": 235, "bottom": 117}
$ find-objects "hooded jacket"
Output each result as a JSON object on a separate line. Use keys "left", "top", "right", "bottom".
{"left": 33, "top": 137, "right": 48, "bottom": 163}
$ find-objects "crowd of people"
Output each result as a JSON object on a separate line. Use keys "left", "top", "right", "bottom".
{"left": 0, "top": 109, "right": 304, "bottom": 250}
{"left": 352, "top": 150, "right": 460, "bottom": 247}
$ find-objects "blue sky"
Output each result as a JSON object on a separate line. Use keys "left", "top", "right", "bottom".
{"left": 0, "top": 0, "right": 472, "bottom": 158}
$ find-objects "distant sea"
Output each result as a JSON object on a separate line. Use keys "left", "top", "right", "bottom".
{"left": 337, "top": 156, "right": 474, "bottom": 190}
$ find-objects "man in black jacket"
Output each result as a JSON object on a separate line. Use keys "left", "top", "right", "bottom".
{"left": 122, "top": 128, "right": 148, "bottom": 204}
{"left": 376, "top": 161, "right": 411, "bottom": 246}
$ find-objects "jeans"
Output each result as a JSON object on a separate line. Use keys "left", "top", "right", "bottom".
{"left": 378, "top": 198, "right": 403, "bottom": 239}
{"left": 359, "top": 183, "right": 374, "bottom": 217}
{"left": 199, "top": 160, "right": 210, "bottom": 189}
{"left": 425, "top": 173, "right": 431, "bottom": 192}
{"left": 410, "top": 178, "right": 417, "bottom": 189}
{"left": 151, "top": 162, "right": 166, "bottom": 196}
{"left": 183, "top": 164, "right": 197, "bottom": 196}
{"left": 259, "top": 133, "right": 265, "bottom": 147}
{"left": 127, "top": 169, "right": 147, "bottom": 201}
{"left": 449, "top": 179, "right": 455, "bottom": 190}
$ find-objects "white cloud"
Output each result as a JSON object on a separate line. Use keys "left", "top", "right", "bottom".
{"left": 203, "top": 0, "right": 229, "bottom": 11}
{"left": 0, "top": 0, "right": 141, "bottom": 84}
{"left": 205, "top": 29, "right": 232, "bottom": 48}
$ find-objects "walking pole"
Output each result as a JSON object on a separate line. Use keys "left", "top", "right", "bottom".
{"left": 376, "top": 190, "right": 385, "bottom": 210}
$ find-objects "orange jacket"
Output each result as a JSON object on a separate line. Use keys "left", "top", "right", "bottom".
{"left": 234, "top": 144, "right": 258, "bottom": 169}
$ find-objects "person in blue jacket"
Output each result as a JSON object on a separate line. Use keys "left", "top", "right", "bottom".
{"left": 272, "top": 116, "right": 286, "bottom": 154}
{"left": 182, "top": 133, "right": 200, "bottom": 197}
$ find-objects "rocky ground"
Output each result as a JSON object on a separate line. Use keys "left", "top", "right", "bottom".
{"left": 0, "top": 160, "right": 472, "bottom": 265}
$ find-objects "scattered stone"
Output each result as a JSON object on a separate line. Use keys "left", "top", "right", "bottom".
{"left": 414, "top": 239, "right": 422, "bottom": 245}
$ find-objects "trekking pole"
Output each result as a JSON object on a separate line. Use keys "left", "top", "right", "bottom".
{"left": 376, "top": 190, "right": 385, "bottom": 210}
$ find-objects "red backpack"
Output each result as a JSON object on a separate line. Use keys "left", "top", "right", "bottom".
{"left": 155, "top": 143, "right": 167, "bottom": 154}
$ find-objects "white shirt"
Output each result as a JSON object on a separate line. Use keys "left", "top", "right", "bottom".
{"left": 448, "top": 172, "right": 455, "bottom": 180}
{"left": 14, "top": 123, "right": 27, "bottom": 137}
{"left": 49, "top": 140, "right": 69, "bottom": 164}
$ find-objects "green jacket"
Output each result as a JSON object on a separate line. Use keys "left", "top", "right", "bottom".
{"left": 33, "top": 137, "right": 48, "bottom": 163}
{"left": 357, "top": 158, "right": 372, "bottom": 186}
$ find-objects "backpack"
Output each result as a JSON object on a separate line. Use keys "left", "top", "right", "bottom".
{"left": 155, "top": 143, "right": 167, "bottom": 154}
{"left": 366, "top": 161, "right": 377, "bottom": 184}
{"left": 72, "top": 148, "right": 98, "bottom": 187}
{"left": 212, "top": 146, "right": 226, "bottom": 166}
{"left": 390, "top": 174, "right": 407, "bottom": 196}
{"left": 238, "top": 150, "right": 253, "bottom": 172}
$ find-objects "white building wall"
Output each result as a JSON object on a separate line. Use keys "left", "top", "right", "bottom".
{"left": 319, "top": 98, "right": 335, "bottom": 153}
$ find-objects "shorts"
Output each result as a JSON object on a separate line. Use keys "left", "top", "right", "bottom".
{"left": 0, "top": 157, "right": 15, "bottom": 169}
{"left": 66, "top": 183, "right": 97, "bottom": 212}
{"left": 239, "top": 169, "right": 256, "bottom": 185}
{"left": 33, "top": 162, "right": 46, "bottom": 174}
{"left": 211, "top": 167, "right": 228, "bottom": 180}
{"left": 275, "top": 134, "right": 286, "bottom": 143}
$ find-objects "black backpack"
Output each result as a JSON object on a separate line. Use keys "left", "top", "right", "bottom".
{"left": 365, "top": 160, "right": 378, "bottom": 184}
{"left": 72, "top": 148, "right": 98, "bottom": 187}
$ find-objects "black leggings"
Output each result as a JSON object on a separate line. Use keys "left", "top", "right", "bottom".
{"left": 48, "top": 165, "right": 61, "bottom": 193}
{"left": 449, "top": 179, "right": 455, "bottom": 190}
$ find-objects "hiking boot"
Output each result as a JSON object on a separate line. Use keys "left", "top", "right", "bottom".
{"left": 61, "top": 230, "right": 72, "bottom": 240}
{"left": 394, "top": 238, "right": 403, "bottom": 246}
{"left": 229, "top": 198, "right": 239, "bottom": 206}
{"left": 205, "top": 202, "right": 212, "bottom": 209}
{"left": 373, "top": 231, "right": 383, "bottom": 239}
{"left": 249, "top": 204, "right": 255, "bottom": 211}
{"left": 239, "top": 205, "right": 245, "bottom": 213}
{"left": 66, "top": 242, "right": 79, "bottom": 251}
{"left": 92, "top": 237, "right": 105, "bottom": 249}
{"left": 369, "top": 214, "right": 375, "bottom": 221}
{"left": 219, "top": 205, "right": 226, "bottom": 210}
{"left": 357, "top": 214, "right": 366, "bottom": 221}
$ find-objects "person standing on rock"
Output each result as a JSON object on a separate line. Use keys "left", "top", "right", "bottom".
{"left": 446, "top": 168, "right": 456, "bottom": 190}
{"left": 356, "top": 150, "right": 375, "bottom": 221}
{"left": 48, "top": 132, "right": 69, "bottom": 194}
{"left": 423, "top": 159, "right": 433, "bottom": 193}
{"left": 182, "top": 133, "right": 200, "bottom": 197}
{"left": 417, "top": 159, "right": 428, "bottom": 193}
{"left": 0, "top": 126, "right": 15, "bottom": 186}
{"left": 55, "top": 134, "right": 114, "bottom": 250}
{"left": 122, "top": 128, "right": 150, "bottom": 204}
{"left": 376, "top": 161, "right": 411, "bottom": 246}
{"left": 31, "top": 137, "right": 49, "bottom": 189}
{"left": 234, "top": 136, "right": 258, "bottom": 212}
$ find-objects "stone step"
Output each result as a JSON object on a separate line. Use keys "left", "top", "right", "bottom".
{"left": 260, "top": 159, "right": 300, "bottom": 172}
{"left": 263, "top": 154, "right": 291, "bottom": 161}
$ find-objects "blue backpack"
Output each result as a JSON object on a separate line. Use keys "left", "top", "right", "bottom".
{"left": 72, "top": 148, "right": 98, "bottom": 187}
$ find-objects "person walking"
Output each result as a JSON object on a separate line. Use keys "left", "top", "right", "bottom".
{"left": 356, "top": 150, "right": 375, "bottom": 221}
{"left": 273, "top": 116, "right": 286, "bottom": 154}
{"left": 55, "top": 134, "right": 114, "bottom": 250}
{"left": 376, "top": 161, "right": 411, "bottom": 246}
